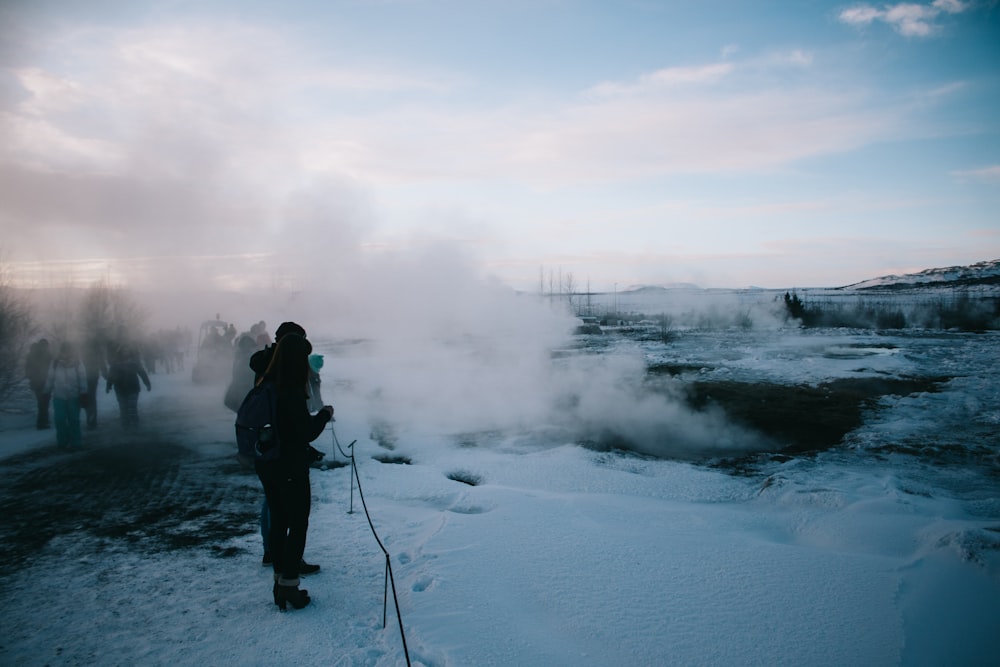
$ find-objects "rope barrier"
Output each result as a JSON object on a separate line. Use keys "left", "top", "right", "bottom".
{"left": 330, "top": 425, "right": 411, "bottom": 667}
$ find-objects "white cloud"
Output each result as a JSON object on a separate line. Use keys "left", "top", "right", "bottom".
{"left": 587, "top": 63, "right": 734, "bottom": 97}
{"left": 885, "top": 3, "right": 938, "bottom": 36}
{"left": 933, "top": 0, "right": 970, "bottom": 14}
{"left": 952, "top": 165, "right": 1000, "bottom": 183}
{"left": 501, "top": 86, "right": 899, "bottom": 187}
{"left": 1, "top": 8, "right": 988, "bottom": 293}
{"left": 0, "top": 23, "right": 916, "bottom": 221}
{"left": 838, "top": 0, "right": 972, "bottom": 37}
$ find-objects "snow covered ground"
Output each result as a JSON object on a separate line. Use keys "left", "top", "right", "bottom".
{"left": 1, "top": 321, "right": 998, "bottom": 666}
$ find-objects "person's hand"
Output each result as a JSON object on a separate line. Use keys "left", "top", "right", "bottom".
{"left": 321, "top": 405, "right": 334, "bottom": 419}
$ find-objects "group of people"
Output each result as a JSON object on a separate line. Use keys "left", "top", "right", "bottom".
{"left": 142, "top": 326, "right": 191, "bottom": 374}
{"left": 24, "top": 337, "right": 153, "bottom": 448}
{"left": 227, "top": 320, "right": 333, "bottom": 611}
{"left": 24, "top": 319, "right": 333, "bottom": 612}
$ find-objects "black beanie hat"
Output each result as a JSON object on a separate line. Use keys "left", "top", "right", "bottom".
{"left": 275, "top": 321, "right": 306, "bottom": 340}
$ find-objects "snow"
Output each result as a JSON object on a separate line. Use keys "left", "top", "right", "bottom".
{"left": 1, "top": 324, "right": 998, "bottom": 666}
{"left": 844, "top": 259, "right": 1000, "bottom": 290}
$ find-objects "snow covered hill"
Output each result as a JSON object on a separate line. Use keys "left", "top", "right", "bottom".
{"left": 842, "top": 259, "right": 1000, "bottom": 290}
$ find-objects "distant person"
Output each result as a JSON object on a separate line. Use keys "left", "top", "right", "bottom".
{"left": 255, "top": 333, "right": 334, "bottom": 610}
{"left": 25, "top": 338, "right": 52, "bottom": 430}
{"left": 251, "top": 320, "right": 271, "bottom": 348}
{"left": 249, "top": 321, "right": 325, "bottom": 571}
{"left": 106, "top": 343, "right": 152, "bottom": 429}
{"left": 81, "top": 337, "right": 109, "bottom": 430}
{"left": 177, "top": 326, "right": 192, "bottom": 370}
{"left": 43, "top": 342, "right": 87, "bottom": 448}
{"left": 142, "top": 336, "right": 162, "bottom": 375}
{"left": 224, "top": 333, "right": 260, "bottom": 416}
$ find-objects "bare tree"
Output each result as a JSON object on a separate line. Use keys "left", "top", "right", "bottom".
{"left": 78, "top": 281, "right": 148, "bottom": 346}
{"left": 0, "top": 260, "right": 34, "bottom": 402}
{"left": 563, "top": 272, "right": 576, "bottom": 313}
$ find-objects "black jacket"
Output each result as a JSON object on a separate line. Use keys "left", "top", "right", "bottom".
{"left": 107, "top": 358, "right": 151, "bottom": 395}
{"left": 25, "top": 343, "right": 52, "bottom": 391}
{"left": 268, "top": 385, "right": 331, "bottom": 474}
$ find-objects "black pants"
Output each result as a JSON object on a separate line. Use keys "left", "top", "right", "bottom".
{"left": 85, "top": 376, "right": 100, "bottom": 427}
{"left": 33, "top": 389, "right": 51, "bottom": 429}
{"left": 255, "top": 462, "right": 310, "bottom": 580}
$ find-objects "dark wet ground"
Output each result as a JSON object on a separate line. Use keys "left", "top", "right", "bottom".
{"left": 0, "top": 430, "right": 261, "bottom": 572}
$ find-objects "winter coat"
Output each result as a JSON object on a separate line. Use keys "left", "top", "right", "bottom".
{"left": 267, "top": 385, "right": 331, "bottom": 474}
{"left": 107, "top": 358, "right": 151, "bottom": 396}
{"left": 43, "top": 360, "right": 87, "bottom": 401}
{"left": 25, "top": 343, "right": 52, "bottom": 392}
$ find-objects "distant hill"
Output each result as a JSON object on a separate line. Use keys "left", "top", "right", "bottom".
{"left": 841, "top": 259, "right": 1000, "bottom": 291}
{"left": 622, "top": 283, "right": 702, "bottom": 293}
{"left": 577, "top": 260, "right": 1000, "bottom": 296}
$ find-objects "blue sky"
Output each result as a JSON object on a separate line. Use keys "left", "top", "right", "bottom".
{"left": 1, "top": 0, "right": 998, "bottom": 291}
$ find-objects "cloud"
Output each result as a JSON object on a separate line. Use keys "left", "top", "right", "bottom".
{"left": 0, "top": 20, "right": 395, "bottom": 270}
{"left": 587, "top": 63, "right": 734, "bottom": 97}
{"left": 838, "top": 0, "right": 971, "bottom": 37}
{"left": 486, "top": 48, "right": 931, "bottom": 189}
{"left": 0, "top": 18, "right": 927, "bottom": 262}
{"left": 1, "top": 6, "right": 982, "bottom": 297}
{"left": 951, "top": 165, "right": 1000, "bottom": 183}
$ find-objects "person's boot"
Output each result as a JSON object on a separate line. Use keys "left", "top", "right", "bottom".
{"left": 274, "top": 576, "right": 310, "bottom": 610}
{"left": 299, "top": 559, "right": 320, "bottom": 575}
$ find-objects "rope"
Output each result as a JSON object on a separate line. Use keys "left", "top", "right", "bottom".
{"left": 330, "top": 424, "right": 411, "bottom": 667}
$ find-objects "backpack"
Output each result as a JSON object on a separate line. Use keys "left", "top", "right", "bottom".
{"left": 235, "top": 381, "right": 280, "bottom": 463}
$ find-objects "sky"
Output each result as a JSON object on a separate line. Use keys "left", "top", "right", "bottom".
{"left": 1, "top": 0, "right": 999, "bottom": 293}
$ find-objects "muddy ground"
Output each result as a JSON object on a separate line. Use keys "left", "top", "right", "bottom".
{"left": 0, "top": 431, "right": 262, "bottom": 573}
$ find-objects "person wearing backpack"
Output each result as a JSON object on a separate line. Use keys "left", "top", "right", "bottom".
{"left": 249, "top": 321, "right": 325, "bottom": 571}
{"left": 255, "top": 332, "right": 333, "bottom": 610}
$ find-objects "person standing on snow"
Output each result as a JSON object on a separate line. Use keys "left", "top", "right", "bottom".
{"left": 25, "top": 338, "right": 53, "bottom": 430}
{"left": 254, "top": 333, "right": 334, "bottom": 610}
{"left": 43, "top": 342, "right": 88, "bottom": 448}
{"left": 106, "top": 343, "right": 152, "bottom": 429}
{"left": 81, "top": 336, "right": 108, "bottom": 430}
{"left": 224, "top": 333, "right": 261, "bottom": 416}
{"left": 249, "top": 321, "right": 325, "bottom": 572}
